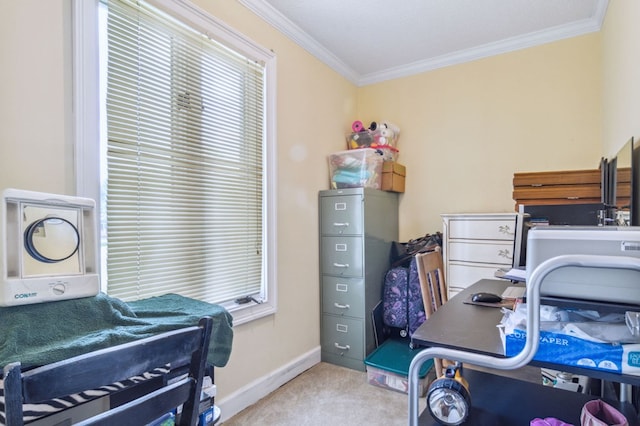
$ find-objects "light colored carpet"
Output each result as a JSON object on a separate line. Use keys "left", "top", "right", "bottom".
{"left": 221, "top": 362, "right": 425, "bottom": 426}
{"left": 220, "top": 361, "right": 542, "bottom": 425}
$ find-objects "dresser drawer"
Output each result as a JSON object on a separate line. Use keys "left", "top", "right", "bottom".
{"left": 448, "top": 262, "right": 505, "bottom": 289}
{"left": 449, "top": 219, "right": 515, "bottom": 240}
{"left": 321, "top": 236, "right": 363, "bottom": 277}
{"left": 322, "top": 315, "right": 364, "bottom": 360}
{"left": 322, "top": 276, "right": 365, "bottom": 318}
{"left": 320, "top": 194, "right": 363, "bottom": 235}
{"left": 448, "top": 240, "right": 513, "bottom": 264}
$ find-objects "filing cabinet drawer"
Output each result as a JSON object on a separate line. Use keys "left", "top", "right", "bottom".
{"left": 449, "top": 219, "right": 515, "bottom": 241}
{"left": 322, "top": 276, "right": 365, "bottom": 318}
{"left": 321, "top": 236, "right": 363, "bottom": 277}
{"left": 448, "top": 240, "right": 513, "bottom": 264}
{"left": 448, "top": 262, "right": 506, "bottom": 289}
{"left": 320, "top": 194, "right": 363, "bottom": 235}
{"left": 321, "top": 314, "right": 364, "bottom": 360}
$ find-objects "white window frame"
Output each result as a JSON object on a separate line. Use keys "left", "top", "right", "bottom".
{"left": 71, "top": 0, "right": 278, "bottom": 325}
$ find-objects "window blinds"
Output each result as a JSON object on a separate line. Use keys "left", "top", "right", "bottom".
{"left": 104, "top": 0, "right": 265, "bottom": 303}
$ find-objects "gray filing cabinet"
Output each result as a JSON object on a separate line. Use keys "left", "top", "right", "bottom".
{"left": 319, "top": 188, "right": 398, "bottom": 371}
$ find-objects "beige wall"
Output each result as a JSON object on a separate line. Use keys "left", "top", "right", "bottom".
{"left": 358, "top": 34, "right": 603, "bottom": 238}
{"left": 0, "top": 0, "right": 357, "bottom": 404}
{"left": 602, "top": 0, "right": 640, "bottom": 157}
{"left": 0, "top": 0, "right": 73, "bottom": 193}
{"left": 2, "top": 0, "right": 640, "bottom": 418}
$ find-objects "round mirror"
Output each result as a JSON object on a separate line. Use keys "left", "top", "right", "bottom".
{"left": 24, "top": 217, "right": 80, "bottom": 263}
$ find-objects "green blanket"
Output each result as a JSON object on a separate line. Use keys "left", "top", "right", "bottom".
{"left": 0, "top": 293, "right": 233, "bottom": 369}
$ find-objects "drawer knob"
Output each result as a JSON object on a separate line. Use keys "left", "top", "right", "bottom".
{"left": 333, "top": 262, "right": 350, "bottom": 268}
{"left": 498, "top": 224, "right": 513, "bottom": 235}
{"left": 334, "top": 302, "right": 350, "bottom": 310}
{"left": 498, "top": 248, "right": 512, "bottom": 259}
{"left": 333, "top": 222, "right": 350, "bottom": 227}
{"left": 334, "top": 343, "right": 350, "bottom": 351}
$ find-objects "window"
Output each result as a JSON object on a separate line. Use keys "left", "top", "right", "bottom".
{"left": 73, "top": 0, "right": 277, "bottom": 324}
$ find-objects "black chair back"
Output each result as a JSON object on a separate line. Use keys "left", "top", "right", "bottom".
{"left": 3, "top": 316, "right": 213, "bottom": 426}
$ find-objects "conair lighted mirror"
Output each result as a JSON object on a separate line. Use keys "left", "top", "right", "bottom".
{"left": 0, "top": 188, "right": 99, "bottom": 306}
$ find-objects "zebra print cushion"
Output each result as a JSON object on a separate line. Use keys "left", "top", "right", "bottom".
{"left": 0, "top": 367, "right": 168, "bottom": 425}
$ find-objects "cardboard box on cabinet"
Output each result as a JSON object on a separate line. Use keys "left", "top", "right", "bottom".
{"left": 382, "top": 161, "right": 406, "bottom": 193}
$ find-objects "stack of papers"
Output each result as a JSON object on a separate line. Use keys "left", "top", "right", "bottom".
{"left": 495, "top": 267, "right": 526, "bottom": 283}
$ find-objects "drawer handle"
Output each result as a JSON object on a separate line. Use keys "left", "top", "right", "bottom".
{"left": 498, "top": 248, "right": 512, "bottom": 259}
{"left": 334, "top": 302, "right": 350, "bottom": 310}
{"left": 498, "top": 224, "right": 513, "bottom": 235}
{"left": 334, "top": 343, "right": 350, "bottom": 351}
{"left": 333, "top": 222, "right": 350, "bottom": 227}
{"left": 333, "top": 262, "right": 350, "bottom": 268}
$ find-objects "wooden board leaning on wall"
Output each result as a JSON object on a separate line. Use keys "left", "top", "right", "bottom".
{"left": 512, "top": 168, "right": 630, "bottom": 210}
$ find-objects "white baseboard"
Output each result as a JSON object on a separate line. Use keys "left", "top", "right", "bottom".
{"left": 217, "top": 346, "right": 321, "bottom": 422}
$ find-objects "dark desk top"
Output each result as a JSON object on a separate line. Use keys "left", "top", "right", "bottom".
{"left": 411, "top": 279, "right": 514, "bottom": 356}
{"left": 411, "top": 279, "right": 639, "bottom": 425}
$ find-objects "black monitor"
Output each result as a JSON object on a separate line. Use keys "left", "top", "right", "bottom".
{"left": 512, "top": 208, "right": 530, "bottom": 270}
{"left": 607, "top": 155, "right": 617, "bottom": 209}
{"left": 631, "top": 137, "right": 640, "bottom": 225}
{"left": 605, "top": 136, "right": 640, "bottom": 226}
{"left": 600, "top": 156, "right": 609, "bottom": 205}
{"left": 612, "top": 137, "right": 632, "bottom": 224}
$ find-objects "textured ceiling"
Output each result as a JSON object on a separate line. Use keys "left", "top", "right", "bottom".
{"left": 240, "top": 0, "right": 609, "bottom": 86}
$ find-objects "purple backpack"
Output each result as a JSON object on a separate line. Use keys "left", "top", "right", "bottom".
{"left": 382, "top": 257, "right": 426, "bottom": 337}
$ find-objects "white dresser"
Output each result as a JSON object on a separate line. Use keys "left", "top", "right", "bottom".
{"left": 441, "top": 213, "right": 517, "bottom": 299}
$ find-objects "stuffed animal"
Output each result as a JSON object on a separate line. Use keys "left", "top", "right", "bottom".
{"left": 372, "top": 121, "right": 400, "bottom": 146}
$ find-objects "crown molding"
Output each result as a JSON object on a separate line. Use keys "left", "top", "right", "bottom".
{"left": 359, "top": 7, "right": 608, "bottom": 86}
{"left": 238, "top": 0, "right": 360, "bottom": 85}
{"left": 240, "top": 0, "right": 609, "bottom": 87}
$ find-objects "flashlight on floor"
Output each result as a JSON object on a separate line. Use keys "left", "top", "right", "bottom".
{"left": 426, "top": 363, "right": 471, "bottom": 425}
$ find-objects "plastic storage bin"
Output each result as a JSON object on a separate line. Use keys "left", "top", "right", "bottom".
{"left": 346, "top": 131, "right": 374, "bottom": 149}
{"left": 364, "top": 338, "right": 434, "bottom": 395}
{"left": 375, "top": 145, "right": 399, "bottom": 162}
{"left": 328, "top": 148, "right": 383, "bottom": 189}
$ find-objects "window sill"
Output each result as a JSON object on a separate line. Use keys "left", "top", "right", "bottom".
{"left": 225, "top": 299, "right": 276, "bottom": 326}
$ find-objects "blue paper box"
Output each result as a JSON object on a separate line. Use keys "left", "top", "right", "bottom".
{"left": 503, "top": 328, "right": 640, "bottom": 376}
